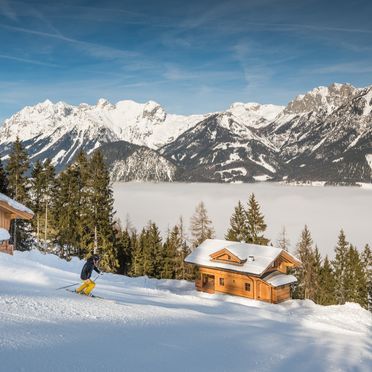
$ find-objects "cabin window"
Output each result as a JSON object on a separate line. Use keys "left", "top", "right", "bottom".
{"left": 219, "top": 278, "right": 224, "bottom": 286}
{"left": 245, "top": 283, "right": 251, "bottom": 291}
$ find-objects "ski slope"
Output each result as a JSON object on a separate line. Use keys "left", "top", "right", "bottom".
{"left": 0, "top": 251, "right": 371, "bottom": 372}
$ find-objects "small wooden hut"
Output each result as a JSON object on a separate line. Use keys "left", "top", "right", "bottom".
{"left": 0, "top": 192, "right": 34, "bottom": 255}
{"left": 185, "top": 239, "right": 301, "bottom": 304}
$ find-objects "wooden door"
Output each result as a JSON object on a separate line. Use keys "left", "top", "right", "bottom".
{"left": 202, "top": 274, "right": 215, "bottom": 293}
{"left": 257, "top": 281, "right": 271, "bottom": 302}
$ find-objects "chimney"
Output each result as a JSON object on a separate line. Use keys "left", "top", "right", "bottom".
{"left": 248, "top": 255, "right": 255, "bottom": 262}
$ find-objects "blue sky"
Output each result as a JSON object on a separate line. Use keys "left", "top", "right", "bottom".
{"left": 0, "top": 0, "right": 371, "bottom": 120}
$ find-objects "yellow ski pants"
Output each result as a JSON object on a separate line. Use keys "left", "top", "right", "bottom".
{"left": 76, "top": 279, "right": 96, "bottom": 295}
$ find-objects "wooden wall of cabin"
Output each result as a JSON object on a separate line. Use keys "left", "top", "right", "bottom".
{"left": 272, "top": 285, "right": 291, "bottom": 303}
{"left": 196, "top": 267, "right": 273, "bottom": 302}
{"left": 0, "top": 210, "right": 11, "bottom": 230}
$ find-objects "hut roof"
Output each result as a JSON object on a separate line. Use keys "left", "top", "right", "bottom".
{"left": 185, "top": 239, "right": 300, "bottom": 276}
{"left": 0, "top": 192, "right": 34, "bottom": 219}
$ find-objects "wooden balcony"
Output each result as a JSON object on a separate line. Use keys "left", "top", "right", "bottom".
{"left": 0, "top": 241, "right": 14, "bottom": 255}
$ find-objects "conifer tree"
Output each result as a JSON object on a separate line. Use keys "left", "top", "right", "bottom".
{"left": 116, "top": 224, "right": 134, "bottom": 276}
{"left": 6, "top": 137, "right": 31, "bottom": 250}
{"left": 343, "top": 245, "right": 368, "bottom": 308}
{"left": 333, "top": 229, "right": 349, "bottom": 304}
{"left": 293, "top": 225, "right": 317, "bottom": 300}
{"left": 130, "top": 228, "right": 145, "bottom": 277}
{"left": 30, "top": 161, "right": 44, "bottom": 244}
{"left": 361, "top": 244, "right": 372, "bottom": 311}
{"left": 42, "top": 159, "right": 56, "bottom": 251}
{"left": 317, "top": 256, "right": 337, "bottom": 305}
{"left": 277, "top": 226, "right": 290, "bottom": 251}
{"left": 162, "top": 225, "right": 179, "bottom": 279}
{"left": 86, "top": 150, "right": 117, "bottom": 271}
{"left": 225, "top": 201, "right": 249, "bottom": 242}
{"left": 0, "top": 156, "right": 8, "bottom": 195}
{"left": 190, "top": 201, "right": 215, "bottom": 248}
{"left": 245, "top": 193, "right": 269, "bottom": 245}
{"left": 143, "top": 221, "right": 163, "bottom": 278}
{"left": 51, "top": 165, "right": 81, "bottom": 258}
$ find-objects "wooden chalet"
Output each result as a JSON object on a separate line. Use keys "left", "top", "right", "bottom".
{"left": 185, "top": 239, "right": 301, "bottom": 304}
{"left": 0, "top": 192, "right": 34, "bottom": 255}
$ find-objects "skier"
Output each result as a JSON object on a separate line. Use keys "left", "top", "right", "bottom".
{"left": 76, "top": 254, "right": 102, "bottom": 296}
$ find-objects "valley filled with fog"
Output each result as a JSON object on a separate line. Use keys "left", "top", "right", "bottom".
{"left": 113, "top": 183, "right": 372, "bottom": 258}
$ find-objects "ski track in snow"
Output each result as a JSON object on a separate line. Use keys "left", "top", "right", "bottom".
{"left": 0, "top": 251, "right": 371, "bottom": 372}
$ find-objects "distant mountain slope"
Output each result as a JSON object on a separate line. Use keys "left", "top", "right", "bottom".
{"left": 0, "top": 83, "right": 371, "bottom": 183}
{"left": 98, "top": 141, "right": 178, "bottom": 182}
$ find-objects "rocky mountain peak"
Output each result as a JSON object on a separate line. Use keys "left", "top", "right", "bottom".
{"left": 284, "top": 83, "right": 357, "bottom": 115}
{"left": 96, "top": 98, "right": 115, "bottom": 110}
{"left": 142, "top": 101, "right": 167, "bottom": 122}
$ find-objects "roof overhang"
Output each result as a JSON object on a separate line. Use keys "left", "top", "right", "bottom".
{"left": 0, "top": 201, "right": 34, "bottom": 220}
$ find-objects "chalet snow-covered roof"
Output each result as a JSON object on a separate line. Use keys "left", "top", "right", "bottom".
{"left": 185, "top": 239, "right": 300, "bottom": 276}
{"left": 262, "top": 271, "right": 297, "bottom": 287}
{"left": 0, "top": 228, "right": 10, "bottom": 241}
{"left": 0, "top": 192, "right": 34, "bottom": 216}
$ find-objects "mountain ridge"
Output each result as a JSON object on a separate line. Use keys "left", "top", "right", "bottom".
{"left": 0, "top": 83, "right": 371, "bottom": 184}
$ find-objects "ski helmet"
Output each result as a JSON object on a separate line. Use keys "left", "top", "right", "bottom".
{"left": 92, "top": 254, "right": 100, "bottom": 261}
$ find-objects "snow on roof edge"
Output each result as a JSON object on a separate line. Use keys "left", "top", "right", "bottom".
{"left": 0, "top": 192, "right": 34, "bottom": 216}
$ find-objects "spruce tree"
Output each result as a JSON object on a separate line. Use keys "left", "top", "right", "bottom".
{"left": 190, "top": 201, "right": 215, "bottom": 248}
{"left": 361, "top": 244, "right": 372, "bottom": 311}
{"left": 293, "top": 225, "right": 317, "bottom": 300}
{"left": 30, "top": 161, "right": 44, "bottom": 245}
{"left": 51, "top": 165, "right": 81, "bottom": 258}
{"left": 87, "top": 150, "right": 117, "bottom": 272}
{"left": 0, "top": 156, "right": 8, "bottom": 195}
{"left": 225, "top": 201, "right": 249, "bottom": 242}
{"left": 317, "top": 256, "right": 337, "bottom": 305}
{"left": 142, "top": 221, "right": 163, "bottom": 278}
{"left": 277, "top": 226, "right": 290, "bottom": 251}
{"left": 42, "top": 159, "right": 56, "bottom": 251}
{"left": 162, "top": 225, "right": 179, "bottom": 279}
{"left": 245, "top": 193, "right": 269, "bottom": 245}
{"left": 6, "top": 137, "right": 32, "bottom": 251}
{"left": 333, "top": 229, "right": 349, "bottom": 304}
{"left": 116, "top": 224, "right": 134, "bottom": 276}
{"left": 344, "top": 245, "right": 368, "bottom": 308}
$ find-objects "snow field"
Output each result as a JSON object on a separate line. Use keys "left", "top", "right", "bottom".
{"left": 0, "top": 250, "right": 371, "bottom": 372}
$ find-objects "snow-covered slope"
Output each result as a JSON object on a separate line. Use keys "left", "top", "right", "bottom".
{"left": 0, "top": 250, "right": 371, "bottom": 372}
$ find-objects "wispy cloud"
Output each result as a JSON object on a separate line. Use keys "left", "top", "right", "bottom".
{"left": 0, "top": 23, "right": 138, "bottom": 60}
{"left": 310, "top": 62, "right": 372, "bottom": 74}
{"left": 0, "top": 53, "right": 60, "bottom": 67}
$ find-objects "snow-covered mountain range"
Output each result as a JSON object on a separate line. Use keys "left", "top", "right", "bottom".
{"left": 0, "top": 83, "right": 371, "bottom": 184}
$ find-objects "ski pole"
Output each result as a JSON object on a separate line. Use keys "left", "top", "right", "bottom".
{"left": 56, "top": 282, "right": 80, "bottom": 290}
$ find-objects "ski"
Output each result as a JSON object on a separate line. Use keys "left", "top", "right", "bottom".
{"left": 66, "top": 288, "right": 106, "bottom": 300}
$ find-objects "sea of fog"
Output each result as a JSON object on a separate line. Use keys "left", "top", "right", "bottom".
{"left": 113, "top": 182, "right": 372, "bottom": 258}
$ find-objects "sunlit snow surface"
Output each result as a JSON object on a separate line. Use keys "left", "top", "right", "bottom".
{"left": 0, "top": 251, "right": 371, "bottom": 372}
{"left": 113, "top": 182, "right": 372, "bottom": 258}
